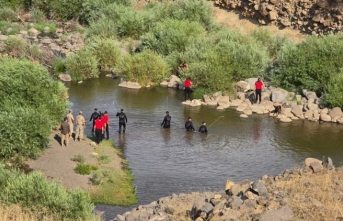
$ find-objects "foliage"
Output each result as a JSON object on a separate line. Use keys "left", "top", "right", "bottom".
{"left": 31, "top": 9, "right": 46, "bottom": 22}
{"left": 98, "top": 155, "right": 111, "bottom": 164}
{"left": 0, "top": 21, "right": 22, "bottom": 35}
{"left": 0, "top": 7, "right": 18, "bottom": 22}
{"left": 0, "top": 165, "right": 95, "bottom": 220}
{"left": 4, "top": 37, "right": 42, "bottom": 62}
{"left": 0, "top": 0, "right": 28, "bottom": 9}
{"left": 118, "top": 50, "right": 170, "bottom": 85}
{"left": 86, "top": 37, "right": 123, "bottom": 71}
{"left": 75, "top": 164, "right": 98, "bottom": 175}
{"left": 33, "top": 21, "right": 57, "bottom": 33}
{"left": 52, "top": 57, "right": 66, "bottom": 74}
{"left": 72, "top": 154, "right": 85, "bottom": 164}
{"left": 64, "top": 48, "right": 99, "bottom": 81}
{"left": 0, "top": 58, "right": 68, "bottom": 159}
{"left": 322, "top": 70, "right": 343, "bottom": 108}
{"left": 271, "top": 34, "right": 343, "bottom": 98}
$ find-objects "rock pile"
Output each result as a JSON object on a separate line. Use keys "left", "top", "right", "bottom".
{"left": 213, "top": 0, "right": 343, "bottom": 35}
{"left": 112, "top": 157, "right": 335, "bottom": 221}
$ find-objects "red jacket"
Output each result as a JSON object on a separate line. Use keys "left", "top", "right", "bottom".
{"left": 184, "top": 79, "right": 191, "bottom": 88}
{"left": 255, "top": 81, "right": 263, "bottom": 90}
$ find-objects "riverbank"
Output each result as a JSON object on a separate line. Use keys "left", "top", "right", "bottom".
{"left": 26, "top": 131, "right": 138, "bottom": 207}
{"left": 112, "top": 157, "right": 338, "bottom": 221}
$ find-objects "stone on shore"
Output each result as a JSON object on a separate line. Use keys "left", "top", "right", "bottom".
{"left": 119, "top": 81, "right": 141, "bottom": 89}
{"left": 260, "top": 206, "right": 294, "bottom": 221}
{"left": 58, "top": 73, "right": 72, "bottom": 81}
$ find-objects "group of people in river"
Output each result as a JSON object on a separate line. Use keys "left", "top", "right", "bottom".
{"left": 161, "top": 111, "right": 208, "bottom": 133}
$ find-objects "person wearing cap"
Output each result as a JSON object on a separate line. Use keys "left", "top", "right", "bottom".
{"left": 75, "top": 111, "right": 86, "bottom": 141}
{"left": 254, "top": 78, "right": 264, "bottom": 104}
{"left": 90, "top": 108, "right": 99, "bottom": 133}
{"left": 161, "top": 111, "right": 171, "bottom": 128}
{"left": 116, "top": 109, "right": 127, "bottom": 133}
{"left": 102, "top": 111, "right": 109, "bottom": 140}
{"left": 60, "top": 117, "right": 70, "bottom": 147}
{"left": 66, "top": 109, "right": 74, "bottom": 138}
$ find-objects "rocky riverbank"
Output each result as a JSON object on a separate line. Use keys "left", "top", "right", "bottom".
{"left": 112, "top": 157, "right": 337, "bottom": 221}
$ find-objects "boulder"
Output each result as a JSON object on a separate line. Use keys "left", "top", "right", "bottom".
{"left": 322, "top": 156, "right": 334, "bottom": 170}
{"left": 119, "top": 81, "right": 141, "bottom": 89}
{"left": 225, "top": 180, "right": 235, "bottom": 191}
{"left": 271, "top": 88, "right": 288, "bottom": 103}
{"left": 279, "top": 117, "right": 292, "bottom": 123}
{"left": 240, "top": 114, "right": 248, "bottom": 118}
{"left": 304, "top": 110, "right": 313, "bottom": 119}
{"left": 231, "top": 99, "right": 243, "bottom": 107}
{"left": 250, "top": 105, "right": 265, "bottom": 113}
{"left": 269, "top": 11, "right": 278, "bottom": 20}
{"left": 302, "top": 89, "right": 317, "bottom": 100}
{"left": 238, "top": 92, "right": 245, "bottom": 100}
{"left": 28, "top": 28, "right": 39, "bottom": 36}
{"left": 320, "top": 114, "right": 331, "bottom": 122}
{"left": 329, "top": 107, "right": 343, "bottom": 120}
{"left": 305, "top": 158, "right": 322, "bottom": 167}
{"left": 217, "top": 96, "right": 230, "bottom": 108}
{"left": 243, "top": 107, "right": 253, "bottom": 115}
{"left": 236, "top": 81, "right": 250, "bottom": 92}
{"left": 291, "top": 105, "right": 303, "bottom": 118}
{"left": 260, "top": 206, "right": 294, "bottom": 221}
{"left": 251, "top": 180, "right": 269, "bottom": 198}
{"left": 237, "top": 103, "right": 248, "bottom": 112}
{"left": 58, "top": 74, "right": 71, "bottom": 81}
{"left": 245, "top": 78, "right": 258, "bottom": 90}
{"left": 310, "top": 161, "right": 323, "bottom": 173}
{"left": 307, "top": 102, "right": 318, "bottom": 111}
{"left": 167, "top": 75, "right": 181, "bottom": 88}
{"left": 229, "top": 179, "right": 251, "bottom": 196}
{"left": 189, "top": 99, "right": 202, "bottom": 107}
{"left": 160, "top": 80, "right": 168, "bottom": 86}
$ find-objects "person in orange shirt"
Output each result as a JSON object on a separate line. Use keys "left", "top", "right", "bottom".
{"left": 184, "top": 77, "right": 192, "bottom": 101}
{"left": 94, "top": 115, "right": 104, "bottom": 145}
{"left": 254, "top": 78, "right": 264, "bottom": 104}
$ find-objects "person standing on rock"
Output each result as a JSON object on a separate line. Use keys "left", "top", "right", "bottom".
{"left": 161, "top": 111, "right": 171, "bottom": 128}
{"left": 90, "top": 108, "right": 99, "bottom": 133}
{"left": 102, "top": 111, "right": 110, "bottom": 140}
{"left": 60, "top": 117, "right": 70, "bottom": 147}
{"left": 66, "top": 110, "right": 74, "bottom": 139}
{"left": 185, "top": 117, "right": 195, "bottom": 132}
{"left": 184, "top": 77, "right": 192, "bottom": 101}
{"left": 198, "top": 121, "right": 208, "bottom": 133}
{"left": 94, "top": 114, "right": 104, "bottom": 145}
{"left": 254, "top": 78, "right": 264, "bottom": 104}
{"left": 75, "top": 111, "right": 86, "bottom": 141}
{"left": 116, "top": 109, "right": 127, "bottom": 133}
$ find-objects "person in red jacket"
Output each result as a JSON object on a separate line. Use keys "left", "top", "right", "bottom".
{"left": 184, "top": 77, "right": 192, "bottom": 101}
{"left": 102, "top": 111, "right": 109, "bottom": 140}
{"left": 254, "top": 78, "right": 264, "bottom": 104}
{"left": 94, "top": 115, "right": 104, "bottom": 145}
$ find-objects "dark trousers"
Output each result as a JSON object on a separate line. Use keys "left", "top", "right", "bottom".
{"left": 92, "top": 121, "right": 95, "bottom": 132}
{"left": 255, "top": 89, "right": 262, "bottom": 103}
{"left": 119, "top": 122, "right": 126, "bottom": 132}
{"left": 104, "top": 123, "right": 109, "bottom": 139}
{"left": 184, "top": 87, "right": 191, "bottom": 101}
{"left": 95, "top": 129, "right": 102, "bottom": 144}
{"left": 163, "top": 125, "right": 170, "bottom": 128}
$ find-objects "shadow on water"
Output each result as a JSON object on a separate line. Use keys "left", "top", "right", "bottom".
{"left": 65, "top": 74, "right": 343, "bottom": 220}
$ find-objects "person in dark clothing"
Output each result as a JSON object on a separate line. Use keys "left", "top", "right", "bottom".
{"left": 185, "top": 117, "right": 195, "bottom": 132}
{"left": 116, "top": 109, "right": 127, "bottom": 133}
{"left": 198, "top": 121, "right": 208, "bottom": 133}
{"left": 254, "top": 78, "right": 264, "bottom": 104}
{"left": 94, "top": 114, "right": 104, "bottom": 145}
{"left": 184, "top": 77, "right": 192, "bottom": 101}
{"left": 161, "top": 111, "right": 171, "bottom": 128}
{"left": 90, "top": 108, "right": 99, "bottom": 132}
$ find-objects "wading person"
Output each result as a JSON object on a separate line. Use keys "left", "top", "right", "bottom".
{"left": 185, "top": 117, "right": 195, "bottom": 132}
{"left": 94, "top": 114, "right": 104, "bottom": 145}
{"left": 198, "top": 121, "right": 208, "bottom": 133}
{"left": 102, "top": 111, "right": 109, "bottom": 140}
{"left": 161, "top": 111, "right": 171, "bottom": 128}
{"left": 116, "top": 109, "right": 127, "bottom": 133}
{"left": 254, "top": 78, "right": 263, "bottom": 104}
{"left": 75, "top": 111, "right": 86, "bottom": 141}
{"left": 60, "top": 117, "right": 70, "bottom": 147}
{"left": 66, "top": 109, "right": 74, "bottom": 138}
{"left": 90, "top": 108, "right": 99, "bottom": 133}
{"left": 184, "top": 77, "right": 192, "bottom": 101}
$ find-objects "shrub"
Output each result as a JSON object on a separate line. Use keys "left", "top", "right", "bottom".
{"left": 75, "top": 164, "right": 98, "bottom": 175}
{"left": 50, "top": 0, "right": 83, "bottom": 21}
{"left": 0, "top": 165, "right": 95, "bottom": 220}
{"left": 52, "top": 57, "right": 66, "bottom": 74}
{"left": 30, "top": 9, "right": 46, "bottom": 22}
{"left": 0, "top": 0, "right": 28, "bottom": 9}
{"left": 98, "top": 155, "right": 111, "bottom": 164}
{"left": 64, "top": 48, "right": 99, "bottom": 81}
{"left": 86, "top": 37, "right": 123, "bottom": 71}
{"left": 33, "top": 21, "right": 57, "bottom": 33}
{"left": 4, "top": 37, "right": 42, "bottom": 62}
{"left": 322, "top": 70, "right": 343, "bottom": 108}
{"left": 118, "top": 50, "right": 170, "bottom": 85}
{"left": 0, "top": 7, "right": 18, "bottom": 22}
{"left": 0, "top": 58, "right": 68, "bottom": 159}
{"left": 72, "top": 154, "right": 85, "bottom": 164}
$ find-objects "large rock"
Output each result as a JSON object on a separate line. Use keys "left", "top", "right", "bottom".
{"left": 279, "top": 117, "right": 292, "bottom": 123}
{"left": 323, "top": 156, "right": 334, "bottom": 170}
{"left": 236, "top": 81, "right": 250, "bottom": 92}
{"left": 167, "top": 75, "right": 181, "bottom": 88}
{"left": 243, "top": 107, "right": 253, "bottom": 115}
{"left": 28, "top": 28, "right": 39, "bottom": 36}
{"left": 251, "top": 180, "right": 269, "bottom": 198}
{"left": 119, "top": 81, "right": 141, "bottom": 89}
{"left": 305, "top": 158, "right": 322, "bottom": 167}
{"left": 271, "top": 88, "right": 288, "bottom": 103}
{"left": 189, "top": 99, "right": 202, "bottom": 107}
{"left": 58, "top": 74, "right": 71, "bottom": 81}
{"left": 291, "top": 105, "right": 304, "bottom": 118}
{"left": 303, "top": 89, "right": 317, "bottom": 100}
{"left": 320, "top": 114, "right": 331, "bottom": 122}
{"left": 237, "top": 103, "right": 248, "bottom": 112}
{"left": 160, "top": 80, "right": 168, "bottom": 86}
{"left": 329, "top": 107, "right": 343, "bottom": 120}
{"left": 231, "top": 99, "right": 243, "bottom": 107}
{"left": 260, "top": 206, "right": 294, "bottom": 221}
{"left": 245, "top": 78, "right": 258, "bottom": 90}
{"left": 307, "top": 102, "right": 319, "bottom": 111}
{"left": 217, "top": 96, "right": 230, "bottom": 108}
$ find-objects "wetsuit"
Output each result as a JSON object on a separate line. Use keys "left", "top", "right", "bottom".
{"left": 161, "top": 115, "right": 171, "bottom": 128}
{"left": 90, "top": 111, "right": 99, "bottom": 132}
{"left": 116, "top": 112, "right": 127, "bottom": 133}
{"left": 198, "top": 125, "right": 208, "bottom": 133}
{"left": 185, "top": 120, "right": 195, "bottom": 132}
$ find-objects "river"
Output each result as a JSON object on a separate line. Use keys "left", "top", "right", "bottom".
{"left": 65, "top": 74, "right": 343, "bottom": 220}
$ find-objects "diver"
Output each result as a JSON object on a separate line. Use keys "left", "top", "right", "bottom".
{"left": 89, "top": 108, "right": 99, "bottom": 133}
{"left": 198, "top": 121, "right": 208, "bottom": 133}
{"left": 161, "top": 111, "right": 171, "bottom": 128}
{"left": 116, "top": 109, "right": 127, "bottom": 133}
{"left": 185, "top": 117, "right": 195, "bottom": 132}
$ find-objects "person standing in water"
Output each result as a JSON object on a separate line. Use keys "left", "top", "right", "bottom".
{"left": 161, "top": 111, "right": 171, "bottom": 128}
{"left": 198, "top": 121, "right": 208, "bottom": 133}
{"left": 184, "top": 77, "right": 192, "bottom": 101}
{"left": 185, "top": 117, "right": 195, "bottom": 132}
{"left": 116, "top": 109, "right": 127, "bottom": 133}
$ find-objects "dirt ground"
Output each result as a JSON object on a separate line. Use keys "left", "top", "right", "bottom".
{"left": 26, "top": 131, "right": 122, "bottom": 190}
{"left": 212, "top": 3, "right": 306, "bottom": 42}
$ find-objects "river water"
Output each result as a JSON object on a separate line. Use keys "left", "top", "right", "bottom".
{"left": 65, "top": 74, "right": 343, "bottom": 220}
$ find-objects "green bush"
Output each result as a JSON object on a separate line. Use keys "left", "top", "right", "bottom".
{"left": 4, "top": 37, "right": 42, "bottom": 62}
{"left": 0, "top": 165, "right": 95, "bottom": 220}
{"left": 0, "top": 0, "right": 28, "bottom": 9}
{"left": 322, "top": 71, "right": 343, "bottom": 108}
{"left": 86, "top": 37, "right": 123, "bottom": 71}
{"left": 0, "top": 7, "right": 18, "bottom": 22}
{"left": 98, "top": 155, "right": 111, "bottom": 164}
{"left": 65, "top": 48, "right": 100, "bottom": 81}
{"left": 52, "top": 57, "right": 66, "bottom": 74}
{"left": 118, "top": 50, "right": 170, "bottom": 85}
{"left": 72, "top": 154, "right": 85, "bottom": 164}
{"left": 31, "top": 9, "right": 46, "bottom": 22}
{"left": 0, "top": 58, "right": 69, "bottom": 159}
{"left": 75, "top": 164, "right": 98, "bottom": 175}
{"left": 33, "top": 21, "right": 57, "bottom": 33}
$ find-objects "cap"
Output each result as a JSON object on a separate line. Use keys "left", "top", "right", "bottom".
{"left": 79, "top": 111, "right": 82, "bottom": 114}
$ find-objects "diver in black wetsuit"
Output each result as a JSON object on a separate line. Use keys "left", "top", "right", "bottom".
{"left": 185, "top": 117, "right": 195, "bottom": 132}
{"left": 161, "top": 111, "right": 171, "bottom": 128}
{"left": 89, "top": 108, "right": 99, "bottom": 132}
{"left": 116, "top": 109, "right": 127, "bottom": 133}
{"left": 198, "top": 121, "right": 208, "bottom": 133}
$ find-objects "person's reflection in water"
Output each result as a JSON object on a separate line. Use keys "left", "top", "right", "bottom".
{"left": 161, "top": 128, "right": 171, "bottom": 144}
{"left": 117, "top": 133, "right": 126, "bottom": 152}
{"left": 253, "top": 119, "right": 261, "bottom": 145}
